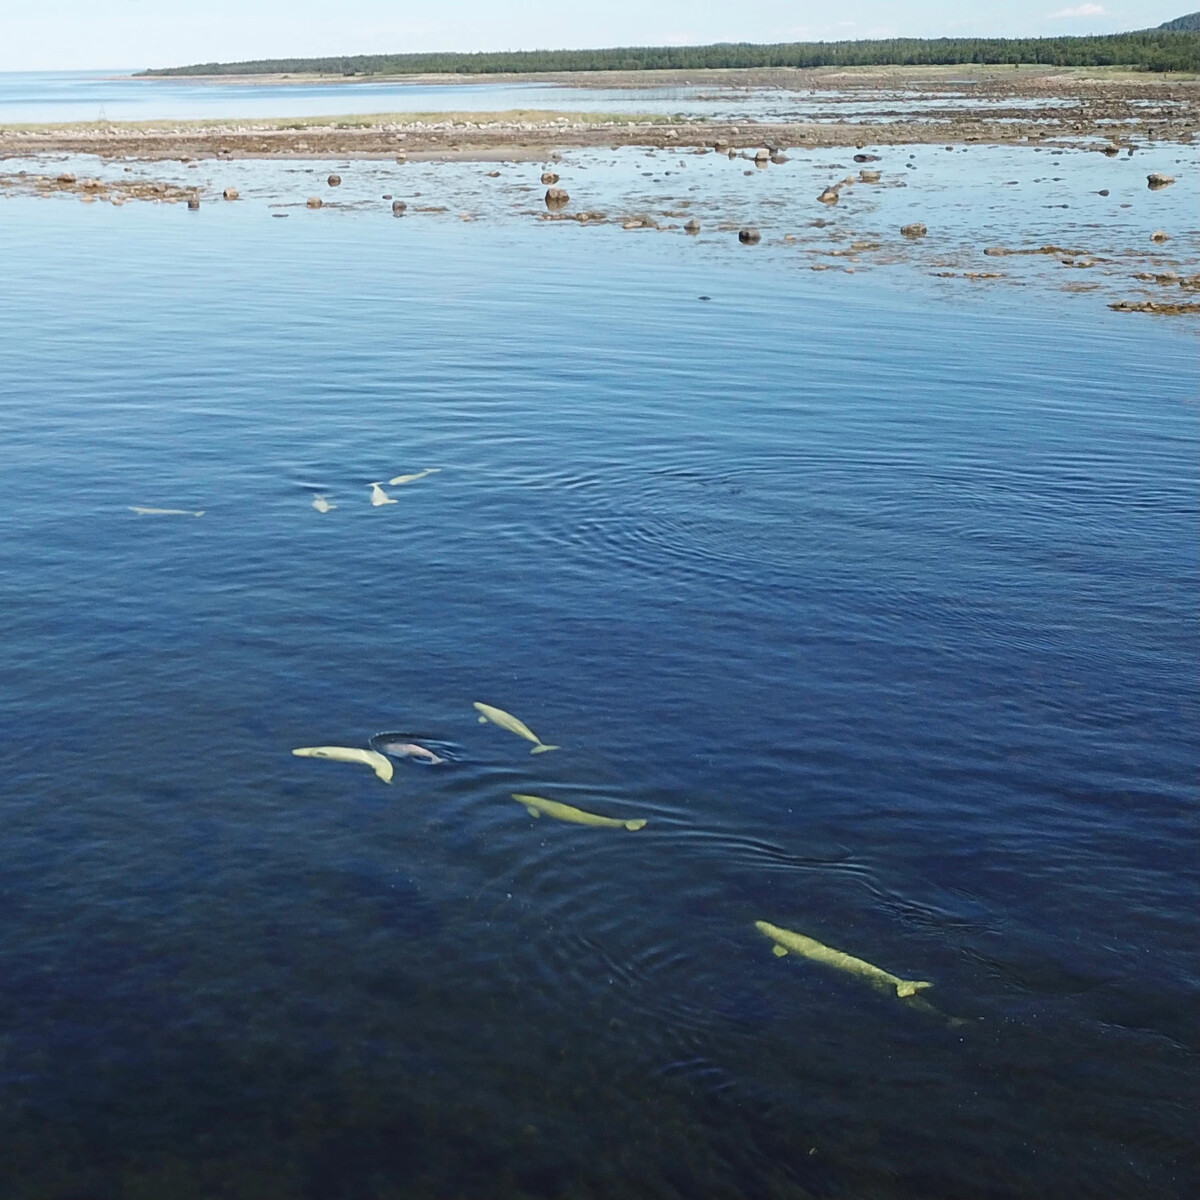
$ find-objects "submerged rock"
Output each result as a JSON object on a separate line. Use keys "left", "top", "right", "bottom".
{"left": 327, "top": 173, "right": 342, "bottom": 187}
{"left": 307, "top": 196, "right": 323, "bottom": 208}
{"left": 853, "top": 153, "right": 881, "bottom": 163}
{"left": 186, "top": 196, "right": 200, "bottom": 210}
{"left": 392, "top": 199, "right": 407, "bottom": 216}
{"left": 1147, "top": 173, "right": 1174, "bottom": 189}
{"left": 545, "top": 186, "right": 570, "bottom": 209}
{"left": 541, "top": 171, "right": 560, "bottom": 185}
{"left": 901, "top": 222, "right": 927, "bottom": 238}
{"left": 222, "top": 187, "right": 239, "bottom": 201}
{"left": 738, "top": 228, "right": 761, "bottom": 245}
{"left": 818, "top": 186, "right": 840, "bottom": 205}
{"left": 684, "top": 218, "right": 701, "bottom": 234}
{"left": 859, "top": 169, "right": 881, "bottom": 183}
{"left": 1150, "top": 230, "right": 1171, "bottom": 243}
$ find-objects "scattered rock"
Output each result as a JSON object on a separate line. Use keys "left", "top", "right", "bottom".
{"left": 817, "top": 187, "right": 840, "bottom": 205}
{"left": 754, "top": 148, "right": 770, "bottom": 163}
{"left": 187, "top": 196, "right": 200, "bottom": 211}
{"left": 56, "top": 172, "right": 76, "bottom": 184}
{"left": 853, "top": 153, "right": 881, "bottom": 163}
{"left": 392, "top": 199, "right": 407, "bottom": 216}
{"left": 684, "top": 218, "right": 701, "bottom": 235}
{"left": 1147, "top": 173, "right": 1174, "bottom": 189}
{"left": 1150, "top": 230, "right": 1170, "bottom": 243}
{"left": 222, "top": 187, "right": 239, "bottom": 201}
{"left": 545, "top": 186, "right": 570, "bottom": 209}
{"left": 901, "top": 222, "right": 927, "bottom": 238}
{"left": 738, "top": 228, "right": 761, "bottom": 245}
{"left": 327, "top": 173, "right": 342, "bottom": 187}
{"left": 1109, "top": 300, "right": 1200, "bottom": 315}
{"left": 487, "top": 170, "right": 500, "bottom": 178}
{"left": 859, "top": 169, "right": 881, "bottom": 183}
{"left": 1098, "top": 189, "right": 1109, "bottom": 196}
{"left": 307, "top": 196, "right": 323, "bottom": 208}
{"left": 1102, "top": 145, "right": 1120, "bottom": 157}
{"left": 771, "top": 153, "right": 789, "bottom": 164}
{"left": 541, "top": 171, "right": 559, "bottom": 185}
{"left": 395, "top": 153, "right": 407, "bottom": 164}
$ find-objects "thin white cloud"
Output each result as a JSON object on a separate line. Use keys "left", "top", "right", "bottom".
{"left": 1048, "top": 4, "right": 1105, "bottom": 18}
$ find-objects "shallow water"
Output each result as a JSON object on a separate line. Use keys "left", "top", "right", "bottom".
{"left": 4, "top": 68, "right": 1189, "bottom": 127}
{"left": 0, "top": 191, "right": 1196, "bottom": 1199}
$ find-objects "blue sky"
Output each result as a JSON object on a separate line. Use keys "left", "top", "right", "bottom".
{"left": 3, "top": 2, "right": 1185, "bottom": 72}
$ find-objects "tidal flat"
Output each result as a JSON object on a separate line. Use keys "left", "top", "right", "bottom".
{"left": 0, "top": 67, "right": 1197, "bottom": 1200}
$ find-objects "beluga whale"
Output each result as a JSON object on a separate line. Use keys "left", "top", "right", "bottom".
{"left": 513, "top": 793, "right": 646, "bottom": 830}
{"left": 292, "top": 745, "right": 394, "bottom": 783}
{"left": 473, "top": 702, "right": 559, "bottom": 754}
{"left": 754, "top": 920, "right": 932, "bottom": 1000}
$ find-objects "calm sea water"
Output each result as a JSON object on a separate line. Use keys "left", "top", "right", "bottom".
{"left": 0, "top": 69, "right": 1094, "bottom": 126}
{"left": 0, "top": 197, "right": 1196, "bottom": 1199}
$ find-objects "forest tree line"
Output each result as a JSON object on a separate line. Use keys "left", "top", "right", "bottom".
{"left": 139, "top": 31, "right": 1200, "bottom": 77}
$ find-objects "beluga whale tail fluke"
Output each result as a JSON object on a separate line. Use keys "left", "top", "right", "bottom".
{"left": 473, "top": 702, "right": 560, "bottom": 754}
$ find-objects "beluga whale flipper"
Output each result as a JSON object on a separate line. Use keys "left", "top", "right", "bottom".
{"left": 473, "top": 702, "right": 559, "bottom": 754}
{"left": 513, "top": 793, "right": 646, "bottom": 830}
{"left": 368, "top": 482, "right": 397, "bottom": 506}
{"left": 292, "top": 745, "right": 394, "bottom": 783}
{"left": 755, "top": 920, "right": 932, "bottom": 1000}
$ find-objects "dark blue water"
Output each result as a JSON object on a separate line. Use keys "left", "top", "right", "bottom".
{"left": 0, "top": 199, "right": 1196, "bottom": 1199}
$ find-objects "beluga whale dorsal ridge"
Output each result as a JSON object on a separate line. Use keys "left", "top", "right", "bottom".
{"left": 472, "top": 702, "right": 559, "bottom": 754}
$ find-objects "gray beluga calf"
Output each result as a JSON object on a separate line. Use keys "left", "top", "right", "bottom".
{"left": 368, "top": 482, "right": 396, "bottom": 506}
{"left": 388, "top": 468, "right": 441, "bottom": 486}
{"left": 754, "top": 920, "right": 932, "bottom": 999}
{"left": 292, "top": 745, "right": 394, "bottom": 783}
{"left": 376, "top": 740, "right": 446, "bottom": 765}
{"left": 472, "top": 702, "right": 559, "bottom": 753}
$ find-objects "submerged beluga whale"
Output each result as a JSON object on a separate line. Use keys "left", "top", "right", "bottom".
{"left": 473, "top": 702, "right": 559, "bottom": 754}
{"left": 754, "top": 920, "right": 932, "bottom": 1000}
{"left": 292, "top": 745, "right": 394, "bottom": 783}
{"left": 513, "top": 793, "right": 647, "bottom": 830}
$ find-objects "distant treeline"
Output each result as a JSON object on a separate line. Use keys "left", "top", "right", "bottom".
{"left": 139, "top": 32, "right": 1200, "bottom": 77}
